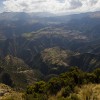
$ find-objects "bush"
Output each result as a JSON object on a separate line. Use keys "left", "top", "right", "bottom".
{"left": 26, "top": 81, "right": 46, "bottom": 94}
{"left": 47, "top": 77, "right": 62, "bottom": 95}
{"left": 62, "top": 86, "right": 72, "bottom": 97}
{"left": 93, "top": 68, "right": 100, "bottom": 83}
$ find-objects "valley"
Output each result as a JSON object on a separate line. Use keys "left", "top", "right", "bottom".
{"left": 0, "top": 11, "right": 100, "bottom": 99}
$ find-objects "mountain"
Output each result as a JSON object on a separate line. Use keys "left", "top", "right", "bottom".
{"left": 0, "top": 11, "right": 100, "bottom": 100}
{"left": 0, "top": 11, "right": 100, "bottom": 85}
{"left": 0, "top": 12, "right": 100, "bottom": 62}
{"left": 0, "top": 12, "right": 56, "bottom": 21}
{"left": 0, "top": 11, "right": 100, "bottom": 38}
{"left": 30, "top": 48, "right": 100, "bottom": 76}
{"left": 0, "top": 55, "right": 37, "bottom": 89}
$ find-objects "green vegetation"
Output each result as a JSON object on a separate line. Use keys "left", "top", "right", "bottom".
{"left": 24, "top": 67, "right": 100, "bottom": 100}
{"left": 0, "top": 55, "right": 36, "bottom": 90}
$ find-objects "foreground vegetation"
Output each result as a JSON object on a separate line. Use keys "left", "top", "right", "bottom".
{"left": 0, "top": 67, "right": 100, "bottom": 99}
{"left": 48, "top": 84, "right": 100, "bottom": 100}
{"left": 24, "top": 67, "right": 100, "bottom": 100}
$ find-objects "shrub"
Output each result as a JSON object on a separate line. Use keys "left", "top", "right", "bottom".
{"left": 62, "top": 86, "right": 72, "bottom": 97}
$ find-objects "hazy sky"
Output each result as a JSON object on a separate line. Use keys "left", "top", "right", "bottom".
{"left": 0, "top": 0, "right": 100, "bottom": 14}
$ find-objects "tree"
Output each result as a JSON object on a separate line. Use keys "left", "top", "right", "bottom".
{"left": 93, "top": 68, "right": 100, "bottom": 83}
{"left": 34, "top": 81, "right": 46, "bottom": 93}
{"left": 62, "top": 86, "right": 72, "bottom": 97}
{"left": 47, "top": 77, "right": 61, "bottom": 95}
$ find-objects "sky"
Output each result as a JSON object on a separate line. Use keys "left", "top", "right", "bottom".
{"left": 0, "top": 0, "right": 100, "bottom": 14}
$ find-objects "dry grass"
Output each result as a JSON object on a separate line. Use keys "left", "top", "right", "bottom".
{"left": 1, "top": 92, "right": 24, "bottom": 100}
{"left": 0, "top": 84, "right": 24, "bottom": 100}
{"left": 48, "top": 84, "right": 100, "bottom": 100}
{"left": 77, "top": 84, "right": 100, "bottom": 100}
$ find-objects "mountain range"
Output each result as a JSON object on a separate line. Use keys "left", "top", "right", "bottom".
{"left": 0, "top": 11, "right": 100, "bottom": 88}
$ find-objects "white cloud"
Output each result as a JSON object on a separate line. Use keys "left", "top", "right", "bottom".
{"left": 1, "top": 0, "right": 100, "bottom": 14}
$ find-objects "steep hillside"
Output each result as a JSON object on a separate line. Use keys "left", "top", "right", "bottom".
{"left": 24, "top": 47, "right": 100, "bottom": 76}
{"left": 69, "top": 53, "right": 100, "bottom": 71}
{"left": 1, "top": 44, "right": 100, "bottom": 76}
{"left": 31, "top": 47, "right": 73, "bottom": 75}
{"left": 0, "top": 55, "right": 37, "bottom": 89}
